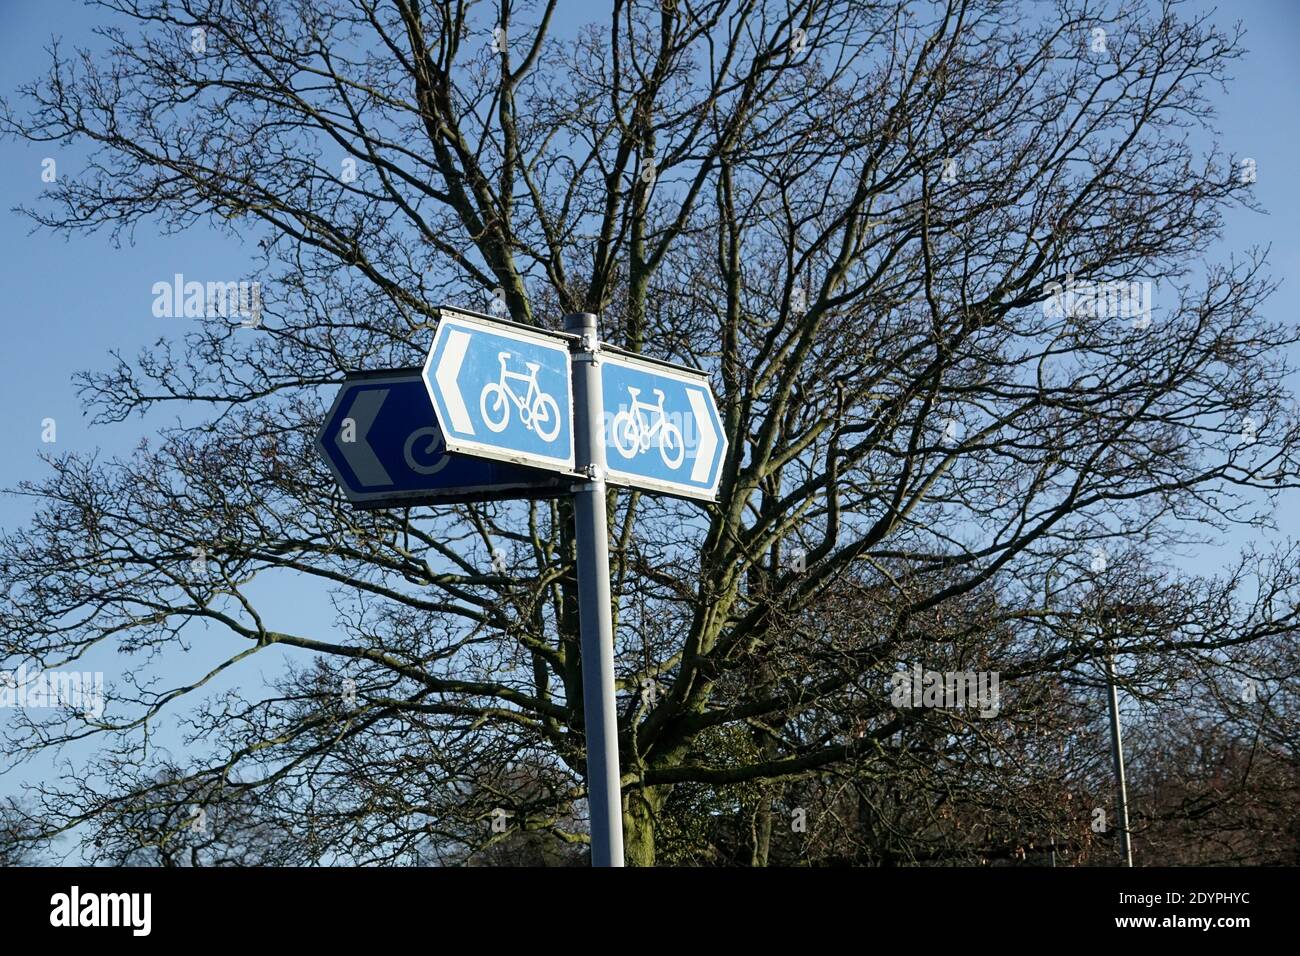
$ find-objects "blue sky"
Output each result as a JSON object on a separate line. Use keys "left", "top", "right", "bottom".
{"left": 1, "top": 1, "right": 1297, "bottom": 854}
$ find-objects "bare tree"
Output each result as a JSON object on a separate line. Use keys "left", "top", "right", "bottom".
{"left": 2, "top": 0, "right": 1298, "bottom": 865}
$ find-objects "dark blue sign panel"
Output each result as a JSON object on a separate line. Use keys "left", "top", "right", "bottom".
{"left": 316, "top": 369, "right": 567, "bottom": 509}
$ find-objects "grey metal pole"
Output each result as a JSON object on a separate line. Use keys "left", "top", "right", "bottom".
{"left": 1103, "top": 646, "right": 1133, "bottom": 867}
{"left": 564, "top": 311, "right": 625, "bottom": 867}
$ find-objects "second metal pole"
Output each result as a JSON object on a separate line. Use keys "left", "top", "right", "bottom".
{"left": 565, "top": 311, "right": 625, "bottom": 867}
{"left": 1103, "top": 646, "right": 1133, "bottom": 867}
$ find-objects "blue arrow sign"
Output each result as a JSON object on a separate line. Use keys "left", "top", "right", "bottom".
{"left": 316, "top": 369, "right": 567, "bottom": 508}
{"left": 599, "top": 350, "right": 727, "bottom": 500}
{"left": 423, "top": 307, "right": 576, "bottom": 473}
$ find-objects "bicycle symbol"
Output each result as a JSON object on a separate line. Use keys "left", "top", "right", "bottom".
{"left": 611, "top": 387, "right": 685, "bottom": 469}
{"left": 480, "top": 351, "right": 562, "bottom": 441}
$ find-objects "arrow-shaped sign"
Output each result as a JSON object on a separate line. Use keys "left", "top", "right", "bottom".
{"left": 316, "top": 368, "right": 568, "bottom": 509}
{"left": 599, "top": 349, "right": 728, "bottom": 500}
{"left": 423, "top": 307, "right": 576, "bottom": 474}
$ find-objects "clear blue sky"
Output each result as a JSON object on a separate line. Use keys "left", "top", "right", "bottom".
{"left": 1, "top": 1, "right": 1298, "bottom": 853}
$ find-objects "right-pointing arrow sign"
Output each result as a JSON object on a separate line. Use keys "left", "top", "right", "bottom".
{"left": 599, "top": 349, "right": 728, "bottom": 501}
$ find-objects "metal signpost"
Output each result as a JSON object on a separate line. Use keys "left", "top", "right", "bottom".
{"left": 320, "top": 305, "right": 727, "bottom": 867}
{"left": 564, "top": 312, "right": 624, "bottom": 867}
{"left": 1104, "top": 647, "right": 1134, "bottom": 867}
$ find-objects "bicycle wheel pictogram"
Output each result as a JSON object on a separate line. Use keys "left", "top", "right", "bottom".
{"left": 658, "top": 421, "right": 685, "bottom": 468}
{"left": 530, "top": 393, "right": 562, "bottom": 442}
{"left": 612, "top": 409, "right": 641, "bottom": 459}
{"left": 480, "top": 381, "right": 511, "bottom": 432}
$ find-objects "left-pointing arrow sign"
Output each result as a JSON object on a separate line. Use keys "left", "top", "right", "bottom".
{"left": 316, "top": 368, "right": 569, "bottom": 509}
{"left": 423, "top": 306, "right": 576, "bottom": 474}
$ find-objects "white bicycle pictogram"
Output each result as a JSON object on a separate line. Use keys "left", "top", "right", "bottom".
{"left": 611, "top": 387, "right": 685, "bottom": 468}
{"left": 480, "top": 351, "right": 562, "bottom": 441}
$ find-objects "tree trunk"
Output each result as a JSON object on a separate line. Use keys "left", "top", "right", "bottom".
{"left": 751, "top": 796, "right": 773, "bottom": 867}
{"left": 622, "top": 785, "right": 664, "bottom": 867}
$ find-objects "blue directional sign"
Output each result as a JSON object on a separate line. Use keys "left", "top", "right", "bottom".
{"left": 599, "top": 350, "right": 727, "bottom": 501}
{"left": 423, "top": 307, "right": 575, "bottom": 473}
{"left": 316, "top": 369, "right": 567, "bottom": 509}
